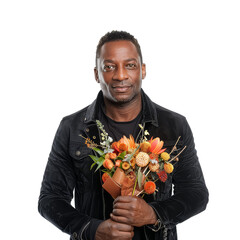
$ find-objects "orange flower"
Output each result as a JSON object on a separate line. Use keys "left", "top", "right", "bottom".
{"left": 105, "top": 153, "right": 110, "bottom": 160}
{"left": 102, "top": 172, "right": 110, "bottom": 183}
{"left": 130, "top": 157, "right": 136, "bottom": 169}
{"left": 164, "top": 163, "right": 174, "bottom": 173}
{"left": 122, "top": 162, "right": 130, "bottom": 170}
{"left": 109, "top": 153, "right": 117, "bottom": 160}
{"left": 128, "top": 135, "right": 136, "bottom": 149}
{"left": 111, "top": 142, "right": 119, "bottom": 153}
{"left": 144, "top": 181, "right": 156, "bottom": 194}
{"left": 140, "top": 141, "right": 151, "bottom": 153}
{"left": 149, "top": 137, "right": 164, "bottom": 154}
{"left": 113, "top": 135, "right": 136, "bottom": 153}
{"left": 161, "top": 152, "right": 170, "bottom": 161}
{"left": 115, "top": 160, "right": 122, "bottom": 168}
{"left": 103, "top": 159, "right": 114, "bottom": 170}
{"left": 149, "top": 153, "right": 158, "bottom": 160}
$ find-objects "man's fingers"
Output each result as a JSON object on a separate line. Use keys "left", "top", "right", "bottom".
{"left": 95, "top": 219, "right": 134, "bottom": 240}
{"left": 113, "top": 201, "right": 132, "bottom": 211}
{"left": 111, "top": 213, "right": 131, "bottom": 225}
{"left": 116, "top": 230, "right": 134, "bottom": 240}
{"left": 112, "top": 208, "right": 131, "bottom": 217}
{"left": 113, "top": 196, "right": 136, "bottom": 204}
{"left": 114, "top": 221, "right": 133, "bottom": 231}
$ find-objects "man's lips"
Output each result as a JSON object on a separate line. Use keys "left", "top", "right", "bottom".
{"left": 112, "top": 86, "right": 131, "bottom": 93}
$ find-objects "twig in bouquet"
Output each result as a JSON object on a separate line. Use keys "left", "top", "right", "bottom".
{"left": 136, "top": 189, "right": 144, "bottom": 197}
{"left": 173, "top": 158, "right": 179, "bottom": 166}
{"left": 169, "top": 136, "right": 181, "bottom": 155}
{"left": 154, "top": 178, "right": 159, "bottom": 183}
{"left": 169, "top": 146, "right": 187, "bottom": 163}
{"left": 145, "top": 170, "right": 151, "bottom": 178}
{"left": 136, "top": 123, "right": 146, "bottom": 142}
{"left": 79, "top": 134, "right": 99, "bottom": 148}
{"left": 143, "top": 166, "right": 149, "bottom": 175}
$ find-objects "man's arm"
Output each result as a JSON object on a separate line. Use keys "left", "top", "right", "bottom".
{"left": 111, "top": 118, "right": 208, "bottom": 230}
{"left": 38, "top": 118, "right": 135, "bottom": 240}
{"left": 38, "top": 118, "right": 102, "bottom": 240}
{"left": 148, "top": 118, "right": 209, "bottom": 229}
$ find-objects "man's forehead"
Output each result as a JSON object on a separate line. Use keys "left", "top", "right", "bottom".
{"left": 99, "top": 40, "right": 140, "bottom": 60}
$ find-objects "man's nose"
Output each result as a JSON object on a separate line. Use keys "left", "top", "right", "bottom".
{"left": 113, "top": 66, "right": 128, "bottom": 81}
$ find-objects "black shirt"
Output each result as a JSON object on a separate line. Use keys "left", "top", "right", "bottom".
{"left": 99, "top": 106, "right": 145, "bottom": 240}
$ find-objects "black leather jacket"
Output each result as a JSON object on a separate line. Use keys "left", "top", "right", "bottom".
{"left": 38, "top": 90, "right": 209, "bottom": 240}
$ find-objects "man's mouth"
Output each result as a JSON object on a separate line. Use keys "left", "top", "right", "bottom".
{"left": 112, "top": 86, "right": 131, "bottom": 93}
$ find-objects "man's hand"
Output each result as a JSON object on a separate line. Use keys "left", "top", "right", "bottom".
{"left": 111, "top": 196, "right": 157, "bottom": 227}
{"left": 95, "top": 219, "right": 134, "bottom": 240}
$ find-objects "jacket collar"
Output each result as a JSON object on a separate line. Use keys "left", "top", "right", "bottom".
{"left": 84, "top": 89, "right": 158, "bottom": 127}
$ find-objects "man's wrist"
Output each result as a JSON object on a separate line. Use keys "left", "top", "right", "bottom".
{"left": 147, "top": 205, "right": 158, "bottom": 225}
{"left": 81, "top": 219, "right": 104, "bottom": 240}
{"left": 146, "top": 204, "right": 163, "bottom": 232}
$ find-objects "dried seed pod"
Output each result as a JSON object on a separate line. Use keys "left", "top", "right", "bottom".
{"left": 136, "top": 152, "right": 150, "bottom": 167}
{"left": 148, "top": 163, "right": 160, "bottom": 172}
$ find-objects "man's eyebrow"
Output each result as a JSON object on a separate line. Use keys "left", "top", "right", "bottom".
{"left": 103, "top": 59, "right": 115, "bottom": 63}
{"left": 103, "top": 58, "right": 138, "bottom": 63}
{"left": 125, "top": 58, "right": 138, "bottom": 62}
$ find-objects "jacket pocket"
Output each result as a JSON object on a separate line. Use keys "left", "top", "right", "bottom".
{"left": 69, "top": 140, "right": 95, "bottom": 192}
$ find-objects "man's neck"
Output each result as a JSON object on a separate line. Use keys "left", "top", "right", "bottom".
{"left": 103, "top": 94, "right": 142, "bottom": 122}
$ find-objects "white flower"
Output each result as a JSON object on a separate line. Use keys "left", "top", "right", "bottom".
{"left": 150, "top": 159, "right": 158, "bottom": 164}
{"left": 144, "top": 130, "right": 150, "bottom": 135}
{"left": 108, "top": 136, "right": 113, "bottom": 143}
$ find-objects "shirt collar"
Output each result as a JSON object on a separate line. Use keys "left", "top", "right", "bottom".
{"left": 84, "top": 89, "right": 158, "bottom": 127}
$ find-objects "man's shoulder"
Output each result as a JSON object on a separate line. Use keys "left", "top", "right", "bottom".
{"left": 153, "top": 101, "right": 186, "bottom": 123}
{"left": 59, "top": 105, "right": 90, "bottom": 130}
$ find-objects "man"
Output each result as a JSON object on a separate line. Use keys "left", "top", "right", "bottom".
{"left": 38, "top": 31, "right": 209, "bottom": 240}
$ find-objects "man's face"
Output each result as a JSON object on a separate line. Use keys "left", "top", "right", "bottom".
{"left": 95, "top": 40, "right": 146, "bottom": 104}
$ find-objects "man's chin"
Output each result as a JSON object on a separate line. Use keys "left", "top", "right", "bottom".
{"left": 111, "top": 94, "right": 138, "bottom": 104}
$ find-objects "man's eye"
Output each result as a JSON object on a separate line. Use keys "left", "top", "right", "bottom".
{"left": 126, "top": 63, "right": 137, "bottom": 69}
{"left": 103, "top": 65, "right": 115, "bottom": 71}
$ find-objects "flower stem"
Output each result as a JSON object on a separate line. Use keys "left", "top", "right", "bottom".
{"left": 169, "top": 136, "right": 181, "bottom": 155}
{"left": 132, "top": 175, "right": 138, "bottom": 196}
{"left": 136, "top": 189, "right": 144, "bottom": 197}
{"left": 169, "top": 146, "right": 187, "bottom": 163}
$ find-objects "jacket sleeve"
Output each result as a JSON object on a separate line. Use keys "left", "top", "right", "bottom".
{"left": 38, "top": 118, "right": 103, "bottom": 240}
{"left": 149, "top": 118, "right": 209, "bottom": 229}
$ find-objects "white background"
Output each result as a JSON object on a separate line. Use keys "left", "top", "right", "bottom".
{"left": 1, "top": 0, "right": 239, "bottom": 239}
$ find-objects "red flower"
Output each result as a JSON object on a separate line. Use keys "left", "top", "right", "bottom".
{"left": 157, "top": 170, "right": 168, "bottom": 182}
{"left": 149, "top": 137, "right": 164, "bottom": 154}
{"left": 144, "top": 181, "right": 156, "bottom": 194}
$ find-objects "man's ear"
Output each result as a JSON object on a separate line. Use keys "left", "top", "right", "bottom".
{"left": 142, "top": 63, "right": 146, "bottom": 79}
{"left": 94, "top": 67, "right": 100, "bottom": 83}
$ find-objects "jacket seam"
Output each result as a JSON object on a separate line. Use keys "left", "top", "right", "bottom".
{"left": 79, "top": 221, "right": 90, "bottom": 240}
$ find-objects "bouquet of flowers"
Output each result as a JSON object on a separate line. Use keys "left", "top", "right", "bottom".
{"left": 81, "top": 120, "right": 186, "bottom": 199}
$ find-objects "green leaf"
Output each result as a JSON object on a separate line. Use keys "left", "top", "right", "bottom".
{"left": 89, "top": 155, "right": 100, "bottom": 163}
{"left": 118, "top": 151, "right": 126, "bottom": 159}
{"left": 159, "top": 161, "right": 164, "bottom": 170}
{"left": 93, "top": 147, "right": 104, "bottom": 156}
{"left": 90, "top": 162, "right": 96, "bottom": 170}
{"left": 95, "top": 161, "right": 103, "bottom": 172}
